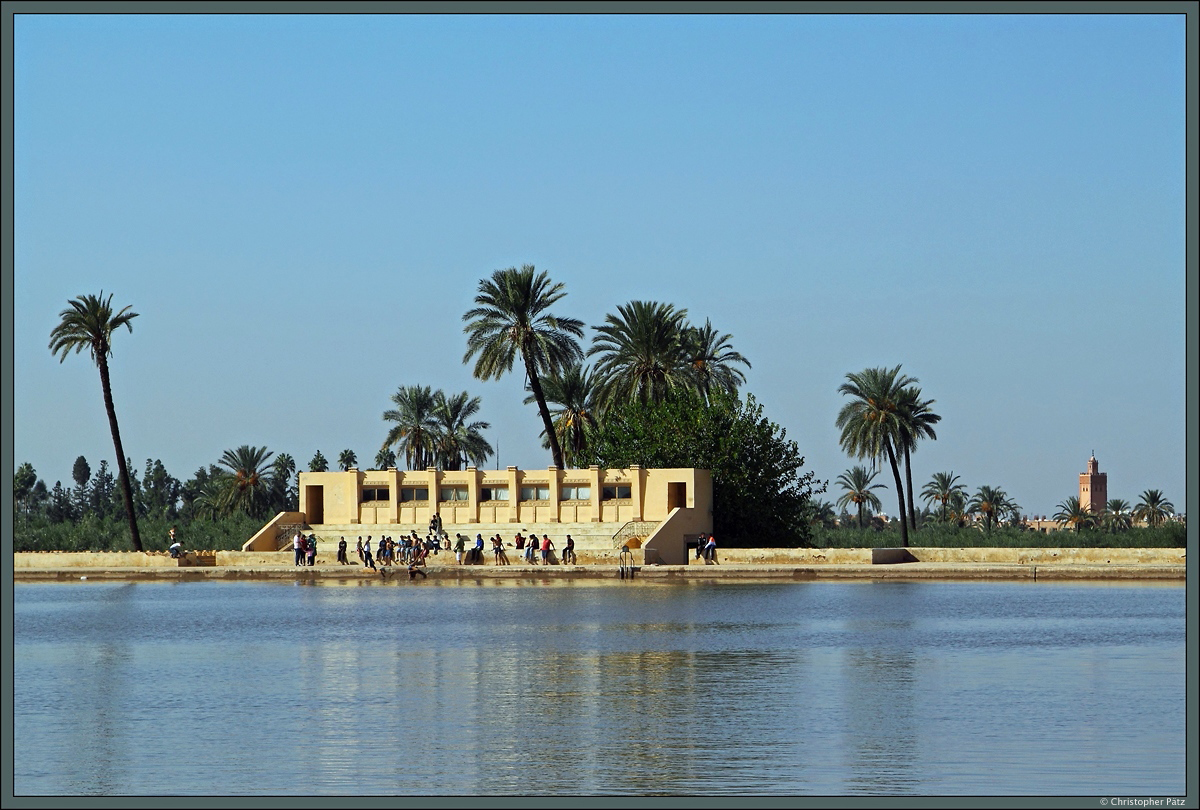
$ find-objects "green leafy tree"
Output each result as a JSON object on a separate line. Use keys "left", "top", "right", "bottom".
{"left": 463, "top": 265, "right": 584, "bottom": 470}
{"left": 309, "top": 450, "right": 329, "bottom": 473}
{"left": 1101, "top": 499, "right": 1133, "bottom": 533}
{"left": 1133, "top": 489, "right": 1174, "bottom": 528}
{"left": 89, "top": 460, "right": 116, "bottom": 519}
{"left": 48, "top": 292, "right": 144, "bottom": 550}
{"left": 71, "top": 456, "right": 92, "bottom": 516}
{"left": 215, "top": 445, "right": 277, "bottom": 519}
{"left": 382, "top": 384, "right": 440, "bottom": 470}
{"left": 272, "top": 453, "right": 297, "bottom": 510}
{"left": 523, "top": 363, "right": 602, "bottom": 468}
{"left": 48, "top": 481, "right": 75, "bottom": 523}
{"left": 836, "top": 365, "right": 916, "bottom": 547}
{"left": 921, "top": 471, "right": 967, "bottom": 524}
{"left": 374, "top": 448, "right": 397, "bottom": 470}
{"left": 14, "top": 463, "right": 38, "bottom": 516}
{"left": 968, "top": 485, "right": 1014, "bottom": 532}
{"left": 1053, "top": 496, "right": 1097, "bottom": 533}
{"left": 589, "top": 300, "right": 690, "bottom": 409}
{"left": 140, "top": 458, "right": 180, "bottom": 519}
{"left": 338, "top": 449, "right": 358, "bottom": 471}
{"left": 807, "top": 499, "right": 839, "bottom": 530}
{"left": 433, "top": 390, "right": 492, "bottom": 471}
{"left": 582, "top": 388, "right": 826, "bottom": 547}
{"left": 835, "top": 465, "right": 886, "bottom": 529}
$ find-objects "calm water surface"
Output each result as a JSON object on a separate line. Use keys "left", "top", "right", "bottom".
{"left": 13, "top": 578, "right": 1186, "bottom": 796}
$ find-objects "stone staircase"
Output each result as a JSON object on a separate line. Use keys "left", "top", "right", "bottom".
{"left": 307, "top": 521, "right": 639, "bottom": 550}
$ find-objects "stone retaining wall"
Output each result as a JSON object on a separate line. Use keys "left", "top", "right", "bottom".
{"left": 12, "top": 546, "right": 1185, "bottom": 570}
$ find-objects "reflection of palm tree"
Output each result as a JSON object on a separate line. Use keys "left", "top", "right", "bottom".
{"left": 1053, "top": 496, "right": 1096, "bottom": 533}
{"left": 589, "top": 300, "right": 690, "bottom": 408}
{"left": 681, "top": 319, "right": 751, "bottom": 403}
{"left": 433, "top": 390, "right": 492, "bottom": 471}
{"left": 1133, "top": 489, "right": 1174, "bottom": 527}
{"left": 217, "top": 445, "right": 277, "bottom": 519}
{"left": 524, "top": 363, "right": 601, "bottom": 468}
{"left": 897, "top": 386, "right": 940, "bottom": 530}
{"left": 921, "top": 471, "right": 966, "bottom": 524}
{"left": 835, "top": 465, "right": 886, "bottom": 529}
{"left": 463, "top": 265, "right": 584, "bottom": 470}
{"left": 49, "top": 292, "right": 144, "bottom": 551}
{"left": 382, "top": 385, "right": 439, "bottom": 470}
{"left": 836, "top": 365, "right": 916, "bottom": 546}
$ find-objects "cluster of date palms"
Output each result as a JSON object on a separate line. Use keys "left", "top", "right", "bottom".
{"left": 449, "top": 265, "right": 751, "bottom": 471}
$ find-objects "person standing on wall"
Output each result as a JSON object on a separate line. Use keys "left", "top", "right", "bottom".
{"left": 337, "top": 536, "right": 349, "bottom": 565}
{"left": 294, "top": 531, "right": 305, "bottom": 567}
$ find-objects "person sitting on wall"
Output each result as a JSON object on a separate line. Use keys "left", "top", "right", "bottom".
{"left": 169, "top": 539, "right": 184, "bottom": 559}
{"left": 563, "top": 534, "right": 576, "bottom": 565}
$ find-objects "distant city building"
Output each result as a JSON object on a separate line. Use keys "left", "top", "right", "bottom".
{"left": 1079, "top": 452, "right": 1107, "bottom": 515}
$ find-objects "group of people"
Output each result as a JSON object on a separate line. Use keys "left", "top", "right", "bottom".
{"left": 291, "top": 526, "right": 584, "bottom": 571}
{"left": 695, "top": 533, "right": 717, "bottom": 563}
{"left": 349, "top": 534, "right": 438, "bottom": 572}
{"left": 447, "top": 531, "right": 577, "bottom": 566}
{"left": 292, "top": 531, "right": 318, "bottom": 566}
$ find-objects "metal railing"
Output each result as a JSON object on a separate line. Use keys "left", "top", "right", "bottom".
{"left": 612, "top": 520, "right": 657, "bottom": 548}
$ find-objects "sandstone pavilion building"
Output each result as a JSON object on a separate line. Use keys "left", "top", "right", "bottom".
{"left": 245, "top": 465, "right": 712, "bottom": 565}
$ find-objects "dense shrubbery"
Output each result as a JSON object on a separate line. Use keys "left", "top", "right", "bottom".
{"left": 807, "top": 521, "right": 1185, "bottom": 549}
{"left": 13, "top": 513, "right": 266, "bottom": 553}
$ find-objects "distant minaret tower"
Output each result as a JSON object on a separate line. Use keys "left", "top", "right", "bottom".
{"left": 1079, "top": 451, "right": 1107, "bottom": 514}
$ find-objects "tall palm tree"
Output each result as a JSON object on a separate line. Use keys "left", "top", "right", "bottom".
{"left": 897, "top": 386, "right": 940, "bottom": 530}
{"left": 968, "top": 485, "right": 1011, "bottom": 532}
{"left": 1101, "top": 499, "right": 1133, "bottom": 533}
{"left": 1053, "top": 495, "right": 1097, "bottom": 533}
{"left": 463, "top": 265, "right": 584, "bottom": 470}
{"left": 1133, "top": 489, "right": 1174, "bottom": 527}
{"left": 432, "top": 390, "right": 493, "bottom": 471}
{"left": 49, "top": 292, "right": 144, "bottom": 551}
{"left": 921, "top": 471, "right": 967, "bottom": 524}
{"left": 374, "top": 448, "right": 397, "bottom": 470}
{"left": 523, "top": 363, "right": 602, "bottom": 468}
{"left": 835, "top": 465, "right": 887, "bottom": 529}
{"left": 382, "top": 384, "right": 440, "bottom": 470}
{"left": 216, "top": 445, "right": 277, "bottom": 519}
{"left": 338, "top": 449, "right": 357, "bottom": 471}
{"left": 836, "top": 365, "right": 916, "bottom": 546}
{"left": 589, "top": 300, "right": 691, "bottom": 409}
{"left": 272, "top": 453, "right": 297, "bottom": 511}
{"left": 681, "top": 319, "right": 751, "bottom": 403}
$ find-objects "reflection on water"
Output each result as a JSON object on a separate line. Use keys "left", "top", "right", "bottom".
{"left": 14, "top": 579, "right": 1186, "bottom": 796}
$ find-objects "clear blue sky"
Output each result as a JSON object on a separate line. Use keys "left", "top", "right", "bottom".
{"left": 11, "top": 12, "right": 1188, "bottom": 519}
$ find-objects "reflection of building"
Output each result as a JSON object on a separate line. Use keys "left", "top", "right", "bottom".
{"left": 248, "top": 466, "right": 712, "bottom": 564}
{"left": 1079, "top": 453, "right": 1107, "bottom": 515}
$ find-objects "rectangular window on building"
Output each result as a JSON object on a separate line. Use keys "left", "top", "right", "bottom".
{"left": 439, "top": 486, "right": 469, "bottom": 502}
{"left": 561, "top": 485, "right": 591, "bottom": 501}
{"left": 520, "top": 485, "right": 550, "bottom": 501}
{"left": 361, "top": 487, "right": 389, "bottom": 503}
{"left": 399, "top": 487, "right": 429, "bottom": 502}
{"left": 481, "top": 486, "right": 509, "bottom": 501}
{"left": 602, "top": 485, "right": 632, "bottom": 501}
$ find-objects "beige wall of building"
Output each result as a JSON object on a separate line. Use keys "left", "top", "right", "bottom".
{"left": 298, "top": 465, "right": 712, "bottom": 531}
